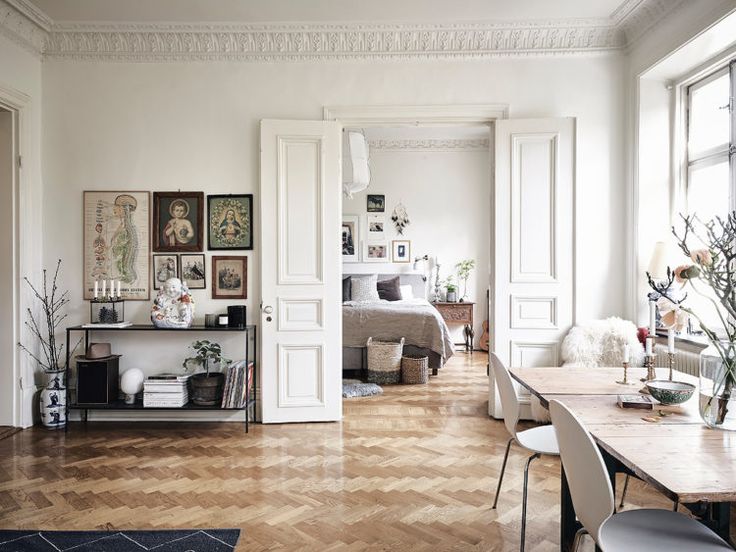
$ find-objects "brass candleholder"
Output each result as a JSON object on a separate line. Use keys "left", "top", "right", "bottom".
{"left": 616, "top": 361, "right": 635, "bottom": 385}
{"left": 668, "top": 352, "right": 675, "bottom": 381}
{"left": 642, "top": 353, "right": 656, "bottom": 382}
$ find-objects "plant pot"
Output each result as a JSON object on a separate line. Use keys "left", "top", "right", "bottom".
{"left": 191, "top": 372, "right": 225, "bottom": 406}
{"left": 446, "top": 291, "right": 457, "bottom": 303}
{"left": 699, "top": 340, "right": 736, "bottom": 431}
{"left": 40, "top": 371, "right": 66, "bottom": 429}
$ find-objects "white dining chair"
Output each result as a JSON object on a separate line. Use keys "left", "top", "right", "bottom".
{"left": 490, "top": 353, "right": 559, "bottom": 552}
{"left": 549, "top": 399, "right": 733, "bottom": 551}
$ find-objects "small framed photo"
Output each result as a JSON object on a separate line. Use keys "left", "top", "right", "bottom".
{"left": 153, "top": 192, "right": 204, "bottom": 252}
{"left": 367, "top": 214, "right": 385, "bottom": 239}
{"left": 208, "top": 194, "right": 253, "bottom": 250}
{"left": 181, "top": 254, "right": 206, "bottom": 289}
{"left": 392, "top": 240, "right": 411, "bottom": 263}
{"left": 367, "top": 194, "right": 385, "bottom": 212}
{"left": 212, "top": 256, "right": 247, "bottom": 299}
{"left": 364, "top": 242, "right": 389, "bottom": 263}
{"left": 152, "top": 254, "right": 179, "bottom": 290}
{"left": 342, "top": 214, "right": 360, "bottom": 262}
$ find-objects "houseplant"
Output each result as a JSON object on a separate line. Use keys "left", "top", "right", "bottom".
{"left": 18, "top": 260, "right": 82, "bottom": 428}
{"left": 183, "top": 339, "right": 231, "bottom": 405}
{"left": 444, "top": 276, "right": 458, "bottom": 303}
{"left": 455, "top": 259, "right": 476, "bottom": 302}
{"left": 649, "top": 213, "right": 736, "bottom": 430}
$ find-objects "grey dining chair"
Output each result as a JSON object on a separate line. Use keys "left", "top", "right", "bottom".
{"left": 549, "top": 399, "right": 732, "bottom": 551}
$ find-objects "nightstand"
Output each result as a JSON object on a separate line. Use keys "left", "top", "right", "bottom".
{"left": 432, "top": 302, "right": 475, "bottom": 353}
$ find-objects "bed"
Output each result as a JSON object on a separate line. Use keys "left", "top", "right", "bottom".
{"left": 342, "top": 274, "right": 455, "bottom": 374}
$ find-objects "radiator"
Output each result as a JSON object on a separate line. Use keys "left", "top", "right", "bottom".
{"left": 653, "top": 343, "right": 700, "bottom": 377}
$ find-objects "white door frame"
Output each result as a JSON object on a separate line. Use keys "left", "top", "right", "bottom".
{"left": 0, "top": 83, "right": 33, "bottom": 427}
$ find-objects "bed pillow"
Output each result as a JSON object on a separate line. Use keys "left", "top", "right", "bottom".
{"left": 342, "top": 277, "right": 352, "bottom": 302}
{"left": 400, "top": 284, "right": 415, "bottom": 300}
{"left": 351, "top": 274, "right": 380, "bottom": 302}
{"left": 377, "top": 276, "right": 402, "bottom": 301}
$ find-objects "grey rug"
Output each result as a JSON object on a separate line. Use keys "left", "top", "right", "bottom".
{"left": 343, "top": 379, "right": 383, "bottom": 398}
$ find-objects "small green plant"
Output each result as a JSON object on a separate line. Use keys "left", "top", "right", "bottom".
{"left": 443, "top": 276, "right": 457, "bottom": 293}
{"left": 455, "top": 259, "right": 476, "bottom": 300}
{"left": 183, "top": 340, "right": 230, "bottom": 376}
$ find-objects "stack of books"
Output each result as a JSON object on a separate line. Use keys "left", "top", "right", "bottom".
{"left": 143, "top": 373, "right": 191, "bottom": 407}
{"left": 221, "top": 361, "right": 254, "bottom": 408}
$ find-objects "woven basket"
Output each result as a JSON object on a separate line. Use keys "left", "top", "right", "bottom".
{"left": 401, "top": 355, "right": 429, "bottom": 384}
{"left": 366, "top": 337, "right": 405, "bottom": 384}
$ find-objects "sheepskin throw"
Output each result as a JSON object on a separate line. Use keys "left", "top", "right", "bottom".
{"left": 561, "top": 317, "right": 645, "bottom": 368}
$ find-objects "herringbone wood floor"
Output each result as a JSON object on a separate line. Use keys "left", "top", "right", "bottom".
{"left": 0, "top": 354, "right": 673, "bottom": 551}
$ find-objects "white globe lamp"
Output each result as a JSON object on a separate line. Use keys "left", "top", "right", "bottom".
{"left": 120, "top": 368, "right": 145, "bottom": 404}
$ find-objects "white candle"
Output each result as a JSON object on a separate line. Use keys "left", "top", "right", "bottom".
{"left": 668, "top": 329, "right": 675, "bottom": 353}
{"left": 117, "top": 280, "right": 122, "bottom": 298}
{"left": 101, "top": 279, "right": 106, "bottom": 297}
{"left": 649, "top": 301, "right": 657, "bottom": 335}
{"left": 93, "top": 280, "right": 98, "bottom": 299}
{"left": 623, "top": 344, "right": 630, "bottom": 363}
{"left": 645, "top": 337, "right": 652, "bottom": 355}
{"left": 109, "top": 279, "right": 114, "bottom": 298}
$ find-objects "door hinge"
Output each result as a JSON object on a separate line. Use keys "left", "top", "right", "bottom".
{"left": 17, "top": 155, "right": 22, "bottom": 169}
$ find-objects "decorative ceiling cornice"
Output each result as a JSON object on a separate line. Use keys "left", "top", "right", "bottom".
{"left": 0, "top": 0, "right": 690, "bottom": 62}
{"left": 369, "top": 138, "right": 490, "bottom": 152}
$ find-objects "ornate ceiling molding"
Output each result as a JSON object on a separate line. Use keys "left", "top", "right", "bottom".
{"left": 0, "top": 0, "right": 691, "bottom": 62}
{"left": 369, "top": 138, "right": 490, "bottom": 152}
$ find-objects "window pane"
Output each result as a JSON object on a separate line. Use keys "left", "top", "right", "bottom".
{"left": 688, "top": 72, "right": 730, "bottom": 158}
{"left": 687, "top": 160, "right": 730, "bottom": 223}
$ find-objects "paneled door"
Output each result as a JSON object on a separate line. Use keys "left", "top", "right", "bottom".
{"left": 489, "top": 118, "right": 575, "bottom": 418}
{"left": 260, "top": 120, "right": 342, "bottom": 423}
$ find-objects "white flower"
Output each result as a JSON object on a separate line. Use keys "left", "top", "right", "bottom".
{"left": 656, "top": 296, "right": 689, "bottom": 332}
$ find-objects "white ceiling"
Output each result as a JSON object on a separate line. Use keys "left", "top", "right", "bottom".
{"left": 28, "top": 0, "right": 627, "bottom": 24}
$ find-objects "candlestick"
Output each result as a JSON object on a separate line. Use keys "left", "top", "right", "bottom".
{"left": 93, "top": 280, "right": 98, "bottom": 300}
{"left": 109, "top": 279, "right": 114, "bottom": 298}
{"left": 668, "top": 352, "right": 675, "bottom": 381}
{"left": 623, "top": 344, "right": 630, "bottom": 363}
{"left": 645, "top": 337, "right": 652, "bottom": 355}
{"left": 649, "top": 300, "right": 657, "bottom": 336}
{"left": 668, "top": 329, "right": 675, "bottom": 354}
{"left": 617, "top": 361, "right": 634, "bottom": 385}
{"left": 101, "top": 279, "right": 106, "bottom": 298}
{"left": 117, "top": 280, "right": 122, "bottom": 298}
{"left": 643, "top": 351, "right": 656, "bottom": 382}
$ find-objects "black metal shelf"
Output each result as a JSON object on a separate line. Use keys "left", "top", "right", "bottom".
{"left": 70, "top": 398, "right": 256, "bottom": 411}
{"left": 67, "top": 324, "right": 255, "bottom": 332}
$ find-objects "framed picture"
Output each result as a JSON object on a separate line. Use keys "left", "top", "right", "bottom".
{"left": 367, "top": 194, "right": 385, "bottom": 212}
{"left": 152, "top": 254, "right": 179, "bottom": 290}
{"left": 392, "top": 240, "right": 411, "bottom": 263}
{"left": 208, "top": 194, "right": 253, "bottom": 250}
{"left": 212, "top": 256, "right": 247, "bottom": 299}
{"left": 342, "top": 215, "right": 360, "bottom": 262}
{"left": 152, "top": 191, "right": 204, "bottom": 252}
{"left": 181, "top": 254, "right": 206, "bottom": 289}
{"left": 83, "top": 191, "right": 151, "bottom": 300}
{"left": 367, "top": 214, "right": 385, "bottom": 239}
{"left": 364, "top": 242, "right": 389, "bottom": 263}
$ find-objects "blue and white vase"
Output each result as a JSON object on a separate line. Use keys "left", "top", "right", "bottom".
{"left": 40, "top": 371, "right": 66, "bottom": 429}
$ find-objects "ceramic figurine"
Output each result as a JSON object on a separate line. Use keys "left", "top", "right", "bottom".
{"left": 151, "top": 277, "right": 194, "bottom": 328}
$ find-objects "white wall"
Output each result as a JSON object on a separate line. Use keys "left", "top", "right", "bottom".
{"left": 343, "top": 145, "right": 490, "bottom": 344}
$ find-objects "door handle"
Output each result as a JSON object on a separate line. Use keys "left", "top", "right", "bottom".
{"left": 263, "top": 305, "right": 273, "bottom": 314}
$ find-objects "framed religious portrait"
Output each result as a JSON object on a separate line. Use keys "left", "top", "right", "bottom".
{"left": 208, "top": 194, "right": 253, "bottom": 250}
{"left": 392, "top": 240, "right": 411, "bottom": 263}
{"left": 367, "top": 194, "right": 385, "bottom": 212}
{"left": 152, "top": 254, "right": 179, "bottom": 290}
{"left": 342, "top": 214, "right": 360, "bottom": 262}
{"left": 181, "top": 253, "right": 206, "bottom": 290}
{"left": 364, "top": 241, "right": 389, "bottom": 263}
{"left": 152, "top": 191, "right": 204, "bottom": 252}
{"left": 83, "top": 191, "right": 151, "bottom": 300}
{"left": 212, "top": 256, "right": 247, "bottom": 299}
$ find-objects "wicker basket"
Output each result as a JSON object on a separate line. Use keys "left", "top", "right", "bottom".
{"left": 401, "top": 354, "right": 429, "bottom": 384}
{"left": 366, "top": 337, "right": 405, "bottom": 384}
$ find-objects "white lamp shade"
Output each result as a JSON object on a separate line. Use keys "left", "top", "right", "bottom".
{"left": 120, "top": 368, "right": 145, "bottom": 395}
{"left": 647, "top": 241, "right": 670, "bottom": 280}
{"left": 343, "top": 131, "right": 371, "bottom": 198}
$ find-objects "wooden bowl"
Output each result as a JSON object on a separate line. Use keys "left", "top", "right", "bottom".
{"left": 645, "top": 380, "right": 695, "bottom": 405}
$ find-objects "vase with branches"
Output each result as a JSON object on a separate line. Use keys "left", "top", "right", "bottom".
{"left": 648, "top": 213, "right": 736, "bottom": 430}
{"left": 455, "top": 259, "right": 475, "bottom": 302}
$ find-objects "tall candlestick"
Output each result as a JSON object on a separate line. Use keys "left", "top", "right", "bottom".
{"left": 109, "top": 279, "right": 114, "bottom": 298}
{"left": 101, "top": 279, "right": 106, "bottom": 297}
{"left": 668, "top": 329, "right": 675, "bottom": 354}
{"left": 93, "top": 280, "right": 98, "bottom": 300}
{"left": 649, "top": 300, "right": 657, "bottom": 336}
{"left": 623, "top": 344, "right": 630, "bottom": 363}
{"left": 117, "top": 280, "right": 122, "bottom": 298}
{"left": 645, "top": 337, "right": 652, "bottom": 355}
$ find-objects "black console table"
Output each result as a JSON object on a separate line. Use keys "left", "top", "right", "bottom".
{"left": 65, "top": 324, "right": 257, "bottom": 432}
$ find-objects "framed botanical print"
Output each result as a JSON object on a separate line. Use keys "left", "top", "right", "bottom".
{"left": 212, "top": 256, "right": 247, "bottom": 299}
{"left": 364, "top": 242, "right": 389, "bottom": 262}
{"left": 152, "top": 191, "right": 204, "bottom": 252}
{"left": 367, "top": 194, "right": 385, "bottom": 212}
{"left": 342, "top": 214, "right": 360, "bottom": 262}
{"left": 181, "top": 254, "right": 206, "bottom": 290}
{"left": 152, "top": 254, "right": 179, "bottom": 290}
{"left": 392, "top": 240, "right": 411, "bottom": 263}
{"left": 208, "top": 194, "right": 253, "bottom": 250}
{"left": 83, "top": 191, "right": 151, "bottom": 300}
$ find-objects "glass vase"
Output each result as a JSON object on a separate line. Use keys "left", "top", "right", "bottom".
{"left": 699, "top": 340, "right": 736, "bottom": 431}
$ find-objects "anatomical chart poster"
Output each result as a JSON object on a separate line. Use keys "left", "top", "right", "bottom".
{"left": 83, "top": 191, "right": 151, "bottom": 300}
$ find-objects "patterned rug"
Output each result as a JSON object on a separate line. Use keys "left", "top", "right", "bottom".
{"left": 0, "top": 529, "right": 240, "bottom": 551}
{"left": 343, "top": 379, "right": 383, "bottom": 398}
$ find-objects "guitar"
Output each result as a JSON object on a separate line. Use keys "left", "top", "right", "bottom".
{"left": 479, "top": 289, "right": 490, "bottom": 351}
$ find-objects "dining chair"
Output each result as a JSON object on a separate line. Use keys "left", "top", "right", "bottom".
{"left": 490, "top": 353, "right": 559, "bottom": 552}
{"left": 549, "top": 399, "right": 732, "bottom": 551}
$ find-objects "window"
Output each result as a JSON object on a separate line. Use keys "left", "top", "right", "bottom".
{"left": 684, "top": 61, "right": 735, "bottom": 331}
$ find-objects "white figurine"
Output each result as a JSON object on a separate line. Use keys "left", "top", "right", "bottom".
{"left": 151, "top": 277, "right": 194, "bottom": 328}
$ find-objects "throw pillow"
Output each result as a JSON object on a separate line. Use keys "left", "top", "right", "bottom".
{"left": 377, "top": 276, "right": 402, "bottom": 301}
{"left": 342, "top": 277, "right": 352, "bottom": 302}
{"left": 400, "top": 284, "right": 414, "bottom": 300}
{"left": 350, "top": 274, "right": 380, "bottom": 302}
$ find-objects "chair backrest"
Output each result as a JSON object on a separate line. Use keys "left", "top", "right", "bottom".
{"left": 549, "top": 400, "right": 615, "bottom": 544}
{"left": 490, "top": 353, "right": 520, "bottom": 438}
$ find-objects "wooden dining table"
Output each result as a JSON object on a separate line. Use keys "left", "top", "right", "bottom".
{"left": 509, "top": 366, "right": 736, "bottom": 552}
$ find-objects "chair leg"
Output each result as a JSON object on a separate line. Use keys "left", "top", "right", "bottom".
{"left": 520, "top": 453, "right": 541, "bottom": 552}
{"left": 571, "top": 527, "right": 589, "bottom": 552}
{"left": 618, "top": 474, "right": 630, "bottom": 509}
{"left": 492, "top": 437, "right": 513, "bottom": 510}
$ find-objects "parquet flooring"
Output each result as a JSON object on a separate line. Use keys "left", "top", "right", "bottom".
{"left": 0, "top": 354, "right": 674, "bottom": 551}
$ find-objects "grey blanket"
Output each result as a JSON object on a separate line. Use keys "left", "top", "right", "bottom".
{"left": 342, "top": 299, "right": 455, "bottom": 362}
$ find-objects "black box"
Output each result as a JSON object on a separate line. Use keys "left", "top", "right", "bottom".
{"left": 227, "top": 305, "right": 246, "bottom": 329}
{"left": 76, "top": 355, "right": 120, "bottom": 405}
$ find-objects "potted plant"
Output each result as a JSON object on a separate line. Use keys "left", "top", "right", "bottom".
{"left": 183, "top": 339, "right": 230, "bottom": 405}
{"left": 444, "top": 276, "right": 458, "bottom": 303}
{"left": 455, "top": 259, "right": 476, "bottom": 302}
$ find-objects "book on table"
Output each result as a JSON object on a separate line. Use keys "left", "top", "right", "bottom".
{"left": 617, "top": 394, "right": 654, "bottom": 409}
